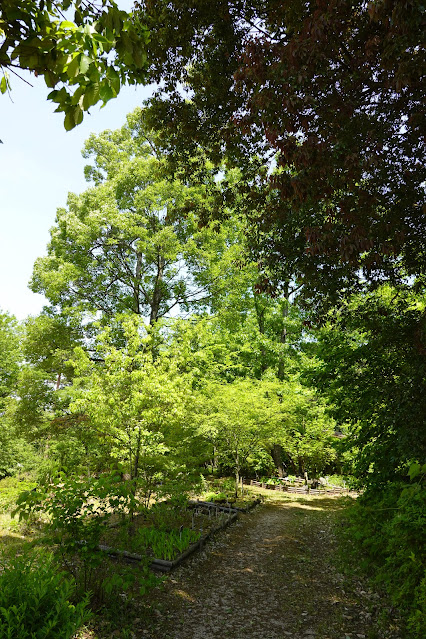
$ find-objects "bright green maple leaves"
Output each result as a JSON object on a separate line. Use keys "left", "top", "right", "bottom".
{"left": 0, "top": 1, "right": 149, "bottom": 129}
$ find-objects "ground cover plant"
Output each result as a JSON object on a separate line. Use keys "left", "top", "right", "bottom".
{"left": 100, "top": 497, "right": 236, "bottom": 561}
{"left": 11, "top": 474, "right": 167, "bottom": 607}
{"left": 134, "top": 527, "right": 201, "bottom": 561}
{"left": 0, "top": 549, "right": 91, "bottom": 639}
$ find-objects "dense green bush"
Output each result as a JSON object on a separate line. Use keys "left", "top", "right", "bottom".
{"left": 344, "top": 464, "right": 426, "bottom": 638}
{"left": 13, "top": 475, "right": 165, "bottom": 606}
{"left": 0, "top": 550, "right": 90, "bottom": 638}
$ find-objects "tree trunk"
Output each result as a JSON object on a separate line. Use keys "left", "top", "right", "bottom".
{"left": 235, "top": 468, "right": 240, "bottom": 498}
{"left": 134, "top": 251, "right": 143, "bottom": 314}
{"left": 271, "top": 443, "right": 285, "bottom": 477}
{"left": 277, "top": 282, "right": 289, "bottom": 381}
{"left": 130, "top": 427, "right": 142, "bottom": 522}
{"left": 150, "top": 254, "right": 165, "bottom": 325}
{"left": 235, "top": 444, "right": 240, "bottom": 497}
{"left": 212, "top": 445, "right": 218, "bottom": 471}
{"left": 254, "top": 293, "right": 268, "bottom": 374}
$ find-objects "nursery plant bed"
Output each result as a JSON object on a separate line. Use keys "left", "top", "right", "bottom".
{"left": 98, "top": 510, "right": 239, "bottom": 572}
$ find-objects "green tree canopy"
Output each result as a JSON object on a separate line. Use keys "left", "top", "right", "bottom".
{"left": 140, "top": 0, "right": 425, "bottom": 310}
{"left": 197, "top": 374, "right": 338, "bottom": 488}
{"left": 0, "top": 311, "right": 39, "bottom": 478}
{"left": 314, "top": 286, "right": 426, "bottom": 489}
{"left": 0, "top": 310, "right": 21, "bottom": 410}
{"left": 199, "top": 378, "right": 278, "bottom": 493}
{"left": 30, "top": 110, "right": 244, "bottom": 326}
{"left": 70, "top": 316, "right": 200, "bottom": 503}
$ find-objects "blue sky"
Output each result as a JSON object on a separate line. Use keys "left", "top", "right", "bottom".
{"left": 0, "top": 70, "right": 153, "bottom": 320}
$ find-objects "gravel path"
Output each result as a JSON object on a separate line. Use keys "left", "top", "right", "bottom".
{"left": 140, "top": 495, "right": 403, "bottom": 639}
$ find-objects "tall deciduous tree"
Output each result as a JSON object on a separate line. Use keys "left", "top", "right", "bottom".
{"left": 31, "top": 109, "right": 243, "bottom": 327}
{"left": 0, "top": 310, "right": 21, "bottom": 410}
{"left": 70, "top": 316, "right": 198, "bottom": 505}
{"left": 0, "top": 312, "right": 42, "bottom": 478}
{"left": 198, "top": 375, "right": 337, "bottom": 490}
{"left": 199, "top": 379, "right": 277, "bottom": 495}
{"left": 23, "top": 311, "right": 83, "bottom": 389}
{"left": 265, "top": 377, "right": 338, "bottom": 478}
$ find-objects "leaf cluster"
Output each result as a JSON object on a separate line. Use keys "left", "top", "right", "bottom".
{"left": 314, "top": 286, "right": 426, "bottom": 488}
{"left": 0, "top": 0, "right": 150, "bottom": 128}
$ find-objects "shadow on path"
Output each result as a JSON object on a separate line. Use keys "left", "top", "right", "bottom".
{"left": 137, "top": 496, "right": 402, "bottom": 639}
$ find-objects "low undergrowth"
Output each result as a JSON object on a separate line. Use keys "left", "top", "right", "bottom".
{"left": 135, "top": 527, "right": 201, "bottom": 560}
{"left": 199, "top": 476, "right": 259, "bottom": 508}
{"left": 340, "top": 464, "right": 426, "bottom": 639}
{"left": 0, "top": 548, "right": 91, "bottom": 639}
{"left": 101, "top": 499, "right": 233, "bottom": 560}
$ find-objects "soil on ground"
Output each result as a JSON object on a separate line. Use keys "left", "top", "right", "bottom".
{"left": 126, "top": 493, "right": 404, "bottom": 639}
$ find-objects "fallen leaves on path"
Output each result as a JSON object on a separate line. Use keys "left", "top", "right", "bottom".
{"left": 138, "top": 494, "right": 403, "bottom": 639}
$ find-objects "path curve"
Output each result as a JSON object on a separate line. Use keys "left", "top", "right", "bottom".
{"left": 140, "top": 496, "right": 403, "bottom": 639}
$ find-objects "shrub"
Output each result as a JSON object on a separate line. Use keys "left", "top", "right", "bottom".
{"left": 13, "top": 475, "right": 161, "bottom": 607}
{"left": 0, "top": 549, "right": 91, "bottom": 639}
{"left": 13, "top": 475, "right": 134, "bottom": 598}
{"left": 343, "top": 463, "right": 426, "bottom": 639}
{"left": 265, "top": 477, "right": 281, "bottom": 485}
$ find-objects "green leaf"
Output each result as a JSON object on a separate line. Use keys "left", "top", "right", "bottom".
{"left": 79, "top": 55, "right": 92, "bottom": 74}
{"left": 66, "top": 55, "right": 80, "bottom": 79}
{"left": 71, "top": 86, "right": 85, "bottom": 106}
{"left": 44, "top": 70, "right": 58, "bottom": 88}
{"left": 48, "top": 86, "right": 68, "bottom": 104}
{"left": 0, "top": 76, "right": 7, "bottom": 94}
{"left": 106, "top": 66, "right": 120, "bottom": 94}
{"left": 64, "top": 105, "right": 83, "bottom": 131}
{"left": 113, "top": 10, "right": 122, "bottom": 35}
{"left": 121, "top": 32, "right": 133, "bottom": 54}
{"left": 26, "top": 53, "right": 41, "bottom": 69}
{"left": 132, "top": 45, "right": 146, "bottom": 69}
{"left": 82, "top": 82, "right": 100, "bottom": 110}
{"left": 99, "top": 83, "right": 114, "bottom": 104}
{"left": 74, "top": 105, "right": 84, "bottom": 126}
{"left": 60, "top": 21, "right": 77, "bottom": 30}
{"left": 408, "top": 462, "right": 422, "bottom": 480}
{"left": 92, "top": 33, "right": 109, "bottom": 45}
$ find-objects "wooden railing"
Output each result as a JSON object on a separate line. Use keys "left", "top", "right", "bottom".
{"left": 245, "top": 479, "right": 352, "bottom": 495}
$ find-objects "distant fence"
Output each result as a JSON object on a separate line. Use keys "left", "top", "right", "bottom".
{"left": 245, "top": 479, "right": 353, "bottom": 496}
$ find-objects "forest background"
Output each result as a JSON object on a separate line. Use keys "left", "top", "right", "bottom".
{"left": 0, "top": 2, "right": 425, "bottom": 638}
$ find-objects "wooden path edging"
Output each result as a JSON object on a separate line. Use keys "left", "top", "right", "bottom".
{"left": 188, "top": 498, "right": 261, "bottom": 513}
